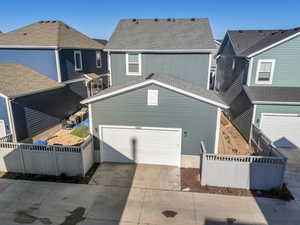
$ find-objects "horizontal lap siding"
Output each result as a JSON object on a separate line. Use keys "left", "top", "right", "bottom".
{"left": 111, "top": 52, "right": 209, "bottom": 88}
{"left": 250, "top": 35, "right": 300, "bottom": 86}
{"left": 91, "top": 84, "right": 218, "bottom": 155}
{"left": 0, "top": 49, "right": 58, "bottom": 81}
{"left": 0, "top": 96, "right": 10, "bottom": 134}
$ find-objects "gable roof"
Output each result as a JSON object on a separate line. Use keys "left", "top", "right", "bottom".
{"left": 0, "top": 21, "right": 104, "bottom": 49}
{"left": 244, "top": 86, "right": 300, "bottom": 105}
{"left": 105, "top": 18, "right": 216, "bottom": 52}
{"left": 81, "top": 73, "right": 228, "bottom": 109}
{"left": 0, "top": 63, "right": 65, "bottom": 98}
{"left": 227, "top": 27, "right": 300, "bottom": 57}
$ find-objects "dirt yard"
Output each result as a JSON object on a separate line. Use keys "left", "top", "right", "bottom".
{"left": 218, "top": 113, "right": 254, "bottom": 155}
{"left": 46, "top": 129, "right": 89, "bottom": 146}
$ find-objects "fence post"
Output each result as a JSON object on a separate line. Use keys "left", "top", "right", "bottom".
{"left": 19, "top": 144, "right": 26, "bottom": 174}
{"left": 53, "top": 146, "right": 59, "bottom": 176}
{"left": 80, "top": 144, "right": 85, "bottom": 176}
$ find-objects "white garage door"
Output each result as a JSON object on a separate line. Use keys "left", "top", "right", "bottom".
{"left": 99, "top": 125, "right": 182, "bottom": 166}
{"left": 260, "top": 114, "right": 300, "bottom": 148}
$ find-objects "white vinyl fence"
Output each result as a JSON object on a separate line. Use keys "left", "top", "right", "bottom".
{"left": 0, "top": 135, "right": 94, "bottom": 176}
{"left": 201, "top": 125, "right": 287, "bottom": 190}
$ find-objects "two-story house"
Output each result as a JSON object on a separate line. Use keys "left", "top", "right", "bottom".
{"left": 81, "top": 18, "right": 228, "bottom": 168}
{"left": 216, "top": 27, "right": 300, "bottom": 148}
{"left": 0, "top": 21, "right": 108, "bottom": 141}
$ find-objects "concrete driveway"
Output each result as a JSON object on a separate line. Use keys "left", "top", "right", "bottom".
{"left": 89, "top": 163, "right": 181, "bottom": 191}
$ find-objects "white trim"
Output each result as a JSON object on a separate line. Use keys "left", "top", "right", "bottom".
{"left": 259, "top": 113, "right": 300, "bottom": 129}
{"left": 88, "top": 104, "right": 93, "bottom": 135}
{"left": 81, "top": 79, "right": 229, "bottom": 109}
{"left": 55, "top": 49, "right": 62, "bottom": 83}
{"left": 5, "top": 98, "right": 16, "bottom": 141}
{"left": 96, "top": 51, "right": 102, "bottom": 68}
{"left": 74, "top": 50, "right": 83, "bottom": 71}
{"left": 207, "top": 54, "right": 212, "bottom": 90}
{"left": 252, "top": 101, "right": 300, "bottom": 105}
{"left": 255, "top": 59, "right": 276, "bottom": 84}
{"left": 108, "top": 51, "right": 112, "bottom": 86}
{"left": 147, "top": 89, "right": 159, "bottom": 106}
{"left": 0, "top": 45, "right": 57, "bottom": 49}
{"left": 248, "top": 32, "right": 300, "bottom": 57}
{"left": 104, "top": 49, "right": 215, "bottom": 53}
{"left": 0, "top": 93, "right": 8, "bottom": 98}
{"left": 98, "top": 124, "right": 182, "bottom": 164}
{"left": 215, "top": 54, "right": 221, "bottom": 60}
{"left": 214, "top": 108, "right": 221, "bottom": 154}
{"left": 246, "top": 58, "right": 253, "bottom": 86}
{"left": 63, "top": 78, "right": 86, "bottom": 84}
{"left": 249, "top": 105, "right": 257, "bottom": 142}
{"left": 126, "top": 53, "right": 142, "bottom": 76}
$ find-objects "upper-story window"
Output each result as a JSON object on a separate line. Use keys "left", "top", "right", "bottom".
{"left": 255, "top": 59, "right": 276, "bottom": 84}
{"left": 74, "top": 50, "right": 83, "bottom": 71}
{"left": 126, "top": 53, "right": 141, "bottom": 75}
{"left": 96, "top": 51, "right": 102, "bottom": 68}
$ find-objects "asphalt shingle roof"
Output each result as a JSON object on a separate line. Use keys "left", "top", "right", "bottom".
{"left": 0, "top": 21, "right": 104, "bottom": 49}
{"left": 228, "top": 27, "right": 300, "bottom": 57}
{"left": 0, "top": 63, "right": 65, "bottom": 98}
{"left": 106, "top": 18, "right": 216, "bottom": 51}
{"left": 244, "top": 86, "right": 300, "bottom": 103}
{"left": 81, "top": 73, "right": 228, "bottom": 108}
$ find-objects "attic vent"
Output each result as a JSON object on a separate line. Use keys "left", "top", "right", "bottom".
{"left": 154, "top": 18, "right": 158, "bottom": 22}
{"left": 167, "top": 18, "right": 171, "bottom": 22}
{"left": 191, "top": 18, "right": 195, "bottom": 21}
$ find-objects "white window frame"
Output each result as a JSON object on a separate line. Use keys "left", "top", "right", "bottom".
{"left": 126, "top": 53, "right": 142, "bottom": 76}
{"left": 96, "top": 51, "right": 102, "bottom": 68}
{"left": 74, "top": 50, "right": 83, "bottom": 71}
{"left": 147, "top": 89, "right": 158, "bottom": 106}
{"left": 255, "top": 59, "right": 276, "bottom": 84}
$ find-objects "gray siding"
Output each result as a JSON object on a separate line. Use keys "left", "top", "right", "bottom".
{"left": 111, "top": 52, "right": 210, "bottom": 87}
{"left": 91, "top": 84, "right": 219, "bottom": 155}
{"left": 0, "top": 49, "right": 58, "bottom": 81}
{"left": 59, "top": 49, "right": 108, "bottom": 81}
{"left": 0, "top": 96, "right": 10, "bottom": 134}
{"left": 250, "top": 35, "right": 300, "bottom": 87}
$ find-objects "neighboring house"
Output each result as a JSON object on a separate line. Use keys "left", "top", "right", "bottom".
{"left": 216, "top": 27, "right": 300, "bottom": 148}
{"left": 209, "top": 40, "right": 222, "bottom": 90}
{"left": 0, "top": 63, "right": 84, "bottom": 141}
{"left": 105, "top": 18, "right": 216, "bottom": 89}
{"left": 0, "top": 20, "right": 108, "bottom": 98}
{"left": 81, "top": 18, "right": 228, "bottom": 168}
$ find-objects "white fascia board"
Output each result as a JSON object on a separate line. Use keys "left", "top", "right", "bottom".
{"left": 104, "top": 49, "right": 215, "bottom": 53}
{"left": 252, "top": 101, "right": 300, "bottom": 105}
{"left": 0, "top": 45, "right": 57, "bottom": 49}
{"left": 81, "top": 79, "right": 229, "bottom": 109}
{"left": 247, "top": 32, "right": 300, "bottom": 58}
{"left": 63, "top": 78, "right": 86, "bottom": 84}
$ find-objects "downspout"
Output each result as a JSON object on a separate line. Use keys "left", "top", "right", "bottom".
{"left": 55, "top": 48, "right": 62, "bottom": 83}
{"left": 6, "top": 98, "right": 17, "bottom": 142}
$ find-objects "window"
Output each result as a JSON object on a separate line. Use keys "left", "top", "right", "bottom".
{"left": 255, "top": 59, "right": 276, "bottom": 84}
{"left": 74, "top": 50, "right": 83, "bottom": 71}
{"left": 126, "top": 53, "right": 141, "bottom": 75}
{"left": 96, "top": 51, "right": 102, "bottom": 68}
{"left": 147, "top": 90, "right": 158, "bottom": 106}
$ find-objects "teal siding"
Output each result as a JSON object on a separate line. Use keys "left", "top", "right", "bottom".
{"left": 91, "top": 84, "right": 219, "bottom": 155}
{"left": 254, "top": 104, "right": 300, "bottom": 127}
{"left": 250, "top": 35, "right": 300, "bottom": 86}
{"left": 110, "top": 52, "right": 210, "bottom": 87}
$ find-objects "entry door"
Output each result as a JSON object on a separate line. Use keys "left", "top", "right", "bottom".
{"left": 99, "top": 126, "right": 182, "bottom": 166}
{"left": 260, "top": 114, "right": 300, "bottom": 148}
{"left": 0, "top": 120, "right": 6, "bottom": 137}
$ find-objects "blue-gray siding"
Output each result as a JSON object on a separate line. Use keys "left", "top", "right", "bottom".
{"left": 59, "top": 49, "right": 108, "bottom": 81}
{"left": 110, "top": 52, "right": 210, "bottom": 87}
{"left": 91, "top": 84, "right": 219, "bottom": 155}
{"left": 0, "top": 96, "right": 10, "bottom": 134}
{"left": 0, "top": 49, "right": 58, "bottom": 81}
{"left": 249, "top": 35, "right": 300, "bottom": 87}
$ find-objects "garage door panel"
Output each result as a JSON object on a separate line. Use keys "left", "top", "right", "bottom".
{"left": 100, "top": 126, "right": 181, "bottom": 166}
{"left": 261, "top": 114, "right": 300, "bottom": 148}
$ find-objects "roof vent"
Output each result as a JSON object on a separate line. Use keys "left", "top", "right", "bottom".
{"left": 154, "top": 18, "right": 158, "bottom": 22}
{"left": 172, "top": 18, "right": 176, "bottom": 22}
{"left": 258, "top": 30, "right": 263, "bottom": 33}
{"left": 65, "top": 25, "right": 70, "bottom": 29}
{"left": 146, "top": 73, "right": 155, "bottom": 79}
{"left": 38, "top": 21, "right": 44, "bottom": 23}
{"left": 52, "top": 21, "right": 56, "bottom": 23}
{"left": 23, "top": 32, "right": 27, "bottom": 36}
{"left": 238, "top": 30, "right": 243, "bottom": 33}
{"left": 191, "top": 18, "right": 195, "bottom": 21}
{"left": 293, "top": 27, "right": 300, "bottom": 31}
{"left": 45, "top": 21, "right": 50, "bottom": 23}
{"left": 167, "top": 18, "right": 171, "bottom": 22}
{"left": 132, "top": 19, "right": 137, "bottom": 22}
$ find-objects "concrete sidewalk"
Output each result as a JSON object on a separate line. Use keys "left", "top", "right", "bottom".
{"left": 0, "top": 178, "right": 299, "bottom": 225}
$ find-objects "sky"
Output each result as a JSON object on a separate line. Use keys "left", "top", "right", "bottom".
{"left": 0, "top": 0, "right": 300, "bottom": 40}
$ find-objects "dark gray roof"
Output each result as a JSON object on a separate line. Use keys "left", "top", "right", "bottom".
{"left": 93, "top": 38, "right": 108, "bottom": 46}
{"left": 244, "top": 86, "right": 300, "bottom": 104}
{"left": 0, "top": 63, "right": 65, "bottom": 98}
{"left": 81, "top": 74, "right": 228, "bottom": 108}
{"left": 228, "top": 27, "right": 300, "bottom": 57}
{"left": 105, "top": 18, "right": 216, "bottom": 51}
